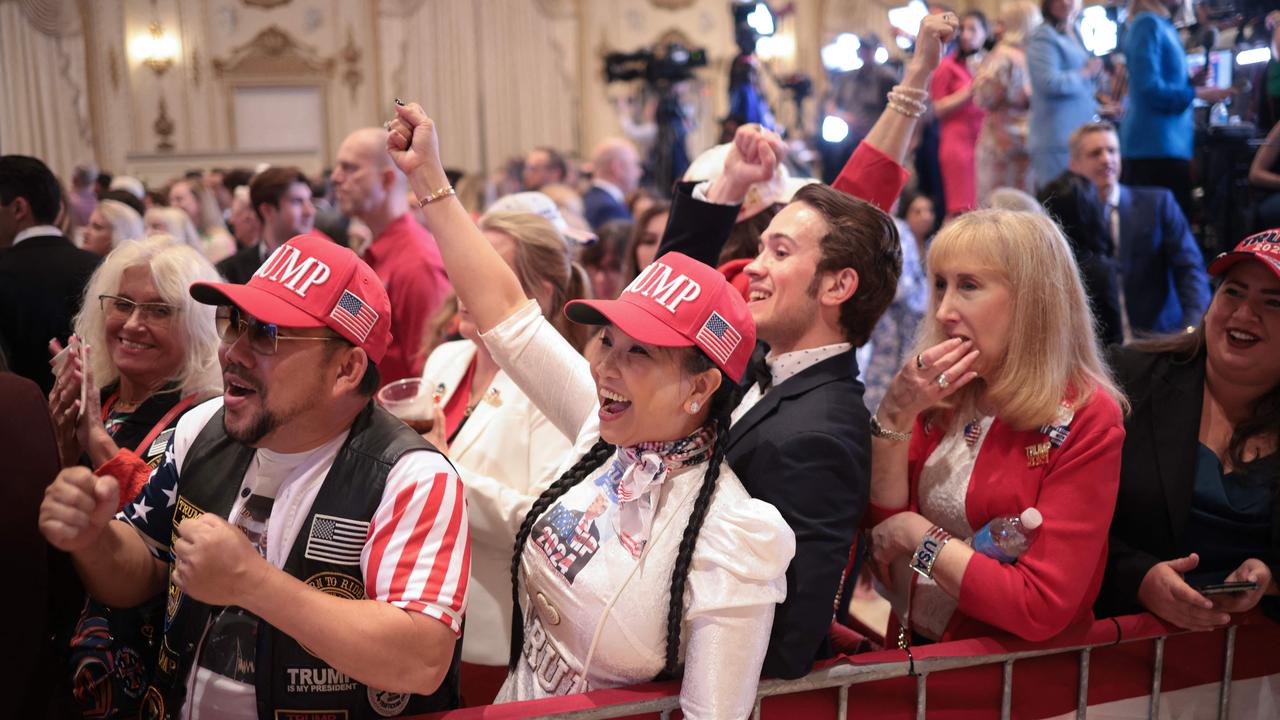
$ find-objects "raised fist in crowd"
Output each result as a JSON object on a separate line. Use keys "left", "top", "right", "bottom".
{"left": 39, "top": 466, "right": 119, "bottom": 553}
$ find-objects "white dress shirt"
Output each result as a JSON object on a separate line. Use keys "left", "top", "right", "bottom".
{"left": 731, "top": 342, "right": 853, "bottom": 425}
{"left": 12, "top": 224, "right": 63, "bottom": 247}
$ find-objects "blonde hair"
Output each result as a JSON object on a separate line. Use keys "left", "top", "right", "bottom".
{"left": 999, "top": 0, "right": 1042, "bottom": 45}
{"left": 145, "top": 206, "right": 203, "bottom": 252}
{"left": 479, "top": 211, "right": 592, "bottom": 353}
{"left": 94, "top": 199, "right": 146, "bottom": 251}
{"left": 916, "top": 210, "right": 1126, "bottom": 429}
{"left": 73, "top": 236, "right": 224, "bottom": 398}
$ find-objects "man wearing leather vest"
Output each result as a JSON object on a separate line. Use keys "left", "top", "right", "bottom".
{"left": 40, "top": 234, "right": 470, "bottom": 719}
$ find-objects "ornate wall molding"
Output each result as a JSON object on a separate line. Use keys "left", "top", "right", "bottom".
{"left": 340, "top": 25, "right": 362, "bottom": 102}
{"left": 647, "top": 0, "right": 696, "bottom": 10}
{"left": 212, "top": 25, "right": 334, "bottom": 78}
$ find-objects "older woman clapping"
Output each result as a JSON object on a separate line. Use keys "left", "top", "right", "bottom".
{"left": 869, "top": 210, "right": 1127, "bottom": 643}
{"left": 48, "top": 236, "right": 222, "bottom": 474}
{"left": 46, "top": 235, "right": 223, "bottom": 718}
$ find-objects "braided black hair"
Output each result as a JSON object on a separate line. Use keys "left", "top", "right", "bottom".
{"left": 506, "top": 349, "right": 743, "bottom": 677}
{"left": 657, "top": 353, "right": 740, "bottom": 678}
{"left": 508, "top": 437, "right": 616, "bottom": 669}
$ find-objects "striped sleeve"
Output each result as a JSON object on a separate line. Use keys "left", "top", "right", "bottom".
{"left": 362, "top": 449, "right": 471, "bottom": 636}
{"left": 115, "top": 434, "right": 180, "bottom": 561}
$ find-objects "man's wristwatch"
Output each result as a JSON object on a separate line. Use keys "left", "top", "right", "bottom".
{"left": 870, "top": 414, "right": 912, "bottom": 442}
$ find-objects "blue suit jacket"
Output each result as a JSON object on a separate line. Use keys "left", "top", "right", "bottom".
{"left": 1027, "top": 23, "right": 1097, "bottom": 182}
{"left": 582, "top": 185, "right": 631, "bottom": 229}
{"left": 1116, "top": 184, "right": 1210, "bottom": 334}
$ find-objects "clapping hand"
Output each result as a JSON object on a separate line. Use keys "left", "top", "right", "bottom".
{"left": 48, "top": 336, "right": 85, "bottom": 466}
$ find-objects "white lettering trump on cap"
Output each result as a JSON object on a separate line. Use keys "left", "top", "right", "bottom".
{"left": 255, "top": 245, "right": 331, "bottom": 297}
{"left": 624, "top": 261, "right": 701, "bottom": 313}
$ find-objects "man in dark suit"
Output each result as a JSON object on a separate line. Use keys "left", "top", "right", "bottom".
{"left": 0, "top": 155, "right": 101, "bottom": 394}
{"left": 656, "top": 127, "right": 901, "bottom": 678}
{"left": 1069, "top": 121, "right": 1210, "bottom": 337}
{"left": 583, "top": 137, "right": 641, "bottom": 229}
{"left": 217, "top": 166, "right": 317, "bottom": 283}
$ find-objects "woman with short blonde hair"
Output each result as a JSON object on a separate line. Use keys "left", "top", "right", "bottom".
{"left": 82, "top": 199, "right": 146, "bottom": 256}
{"left": 868, "top": 209, "right": 1127, "bottom": 644}
{"left": 144, "top": 206, "right": 204, "bottom": 254}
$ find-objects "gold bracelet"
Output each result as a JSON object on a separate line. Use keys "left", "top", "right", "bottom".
{"left": 418, "top": 184, "right": 456, "bottom": 207}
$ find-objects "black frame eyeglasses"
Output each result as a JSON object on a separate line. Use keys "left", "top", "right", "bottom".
{"left": 99, "top": 294, "right": 180, "bottom": 325}
{"left": 215, "top": 307, "right": 341, "bottom": 356}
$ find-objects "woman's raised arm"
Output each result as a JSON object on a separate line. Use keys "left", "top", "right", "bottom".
{"left": 387, "top": 102, "right": 528, "bottom": 334}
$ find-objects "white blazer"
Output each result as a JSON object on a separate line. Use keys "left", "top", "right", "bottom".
{"left": 423, "top": 340, "right": 574, "bottom": 666}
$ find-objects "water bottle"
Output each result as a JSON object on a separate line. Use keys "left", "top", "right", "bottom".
{"left": 1210, "top": 101, "right": 1229, "bottom": 127}
{"left": 971, "top": 508, "right": 1042, "bottom": 564}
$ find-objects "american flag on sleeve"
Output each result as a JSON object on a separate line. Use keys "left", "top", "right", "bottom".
{"left": 362, "top": 460, "right": 470, "bottom": 636}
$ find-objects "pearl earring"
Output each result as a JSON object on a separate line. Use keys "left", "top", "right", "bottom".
{"left": 689, "top": 401, "right": 700, "bottom": 413}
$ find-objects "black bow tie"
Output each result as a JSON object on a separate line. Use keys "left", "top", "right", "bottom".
{"left": 749, "top": 353, "right": 773, "bottom": 391}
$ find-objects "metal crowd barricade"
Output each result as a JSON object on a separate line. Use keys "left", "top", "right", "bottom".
{"left": 417, "top": 611, "right": 1280, "bottom": 720}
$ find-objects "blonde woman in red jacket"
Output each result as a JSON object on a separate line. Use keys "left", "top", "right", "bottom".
{"left": 868, "top": 209, "right": 1127, "bottom": 643}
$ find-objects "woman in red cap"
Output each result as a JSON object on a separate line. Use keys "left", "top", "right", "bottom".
{"left": 1097, "top": 230, "right": 1280, "bottom": 629}
{"left": 387, "top": 103, "right": 794, "bottom": 719}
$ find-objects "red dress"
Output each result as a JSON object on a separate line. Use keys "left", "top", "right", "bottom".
{"left": 931, "top": 53, "right": 986, "bottom": 215}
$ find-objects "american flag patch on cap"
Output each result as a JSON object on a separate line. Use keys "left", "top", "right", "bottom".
{"left": 304, "top": 513, "right": 370, "bottom": 565}
{"left": 329, "top": 290, "right": 378, "bottom": 342}
{"left": 694, "top": 311, "right": 741, "bottom": 366}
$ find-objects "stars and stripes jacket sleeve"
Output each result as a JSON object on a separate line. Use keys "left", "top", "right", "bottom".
{"left": 361, "top": 449, "right": 471, "bottom": 636}
{"left": 115, "top": 434, "right": 181, "bottom": 561}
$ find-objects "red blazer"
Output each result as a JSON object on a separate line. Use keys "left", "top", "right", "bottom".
{"left": 870, "top": 389, "right": 1126, "bottom": 642}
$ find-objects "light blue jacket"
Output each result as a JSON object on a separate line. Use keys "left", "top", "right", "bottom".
{"left": 1027, "top": 23, "right": 1098, "bottom": 184}
{"left": 1119, "top": 12, "right": 1196, "bottom": 160}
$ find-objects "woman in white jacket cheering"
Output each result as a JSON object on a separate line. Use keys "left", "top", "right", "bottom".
{"left": 387, "top": 101, "right": 795, "bottom": 719}
{"left": 420, "top": 210, "right": 590, "bottom": 705}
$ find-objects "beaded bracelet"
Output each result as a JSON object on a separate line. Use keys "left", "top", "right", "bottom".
{"left": 888, "top": 95, "right": 927, "bottom": 114}
{"left": 888, "top": 98, "right": 925, "bottom": 119}
{"left": 891, "top": 84, "right": 929, "bottom": 101}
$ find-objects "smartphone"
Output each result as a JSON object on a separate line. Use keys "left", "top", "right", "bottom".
{"left": 1196, "top": 581, "right": 1258, "bottom": 596}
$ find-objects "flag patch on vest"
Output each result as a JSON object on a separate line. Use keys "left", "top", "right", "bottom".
{"left": 304, "top": 514, "right": 370, "bottom": 565}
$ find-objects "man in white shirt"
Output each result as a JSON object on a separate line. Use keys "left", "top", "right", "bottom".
{"left": 40, "top": 235, "right": 469, "bottom": 719}
{"left": 0, "top": 154, "right": 100, "bottom": 393}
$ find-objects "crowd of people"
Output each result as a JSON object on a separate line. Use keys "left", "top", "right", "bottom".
{"left": 3, "top": 3, "right": 1278, "bottom": 719}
